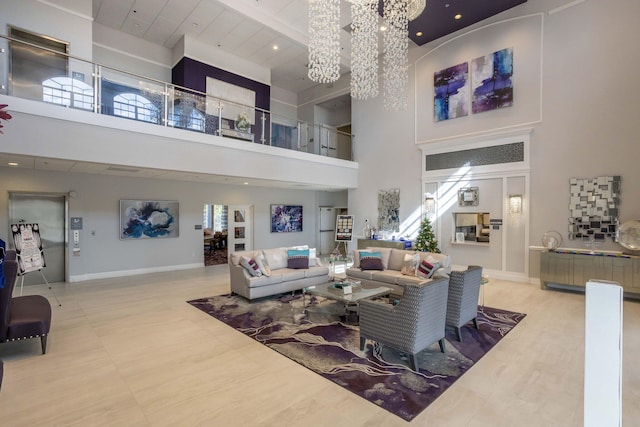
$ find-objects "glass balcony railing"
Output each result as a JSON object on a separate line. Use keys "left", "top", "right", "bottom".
{"left": 0, "top": 34, "right": 353, "bottom": 161}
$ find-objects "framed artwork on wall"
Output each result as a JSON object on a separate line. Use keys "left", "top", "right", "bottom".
{"left": 458, "top": 188, "right": 479, "bottom": 206}
{"left": 471, "top": 47, "right": 514, "bottom": 114}
{"left": 434, "top": 62, "right": 469, "bottom": 122}
{"left": 271, "top": 204, "right": 303, "bottom": 232}
{"left": 120, "top": 200, "right": 179, "bottom": 239}
{"left": 378, "top": 189, "right": 400, "bottom": 232}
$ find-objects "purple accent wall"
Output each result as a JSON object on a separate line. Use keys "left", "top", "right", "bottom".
{"left": 172, "top": 57, "right": 271, "bottom": 143}
{"left": 172, "top": 57, "right": 270, "bottom": 110}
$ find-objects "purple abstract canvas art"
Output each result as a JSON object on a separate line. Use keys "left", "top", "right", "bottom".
{"left": 472, "top": 48, "right": 514, "bottom": 113}
{"left": 433, "top": 62, "right": 469, "bottom": 122}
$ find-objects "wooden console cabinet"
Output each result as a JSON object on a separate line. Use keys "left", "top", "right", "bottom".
{"left": 540, "top": 251, "right": 640, "bottom": 296}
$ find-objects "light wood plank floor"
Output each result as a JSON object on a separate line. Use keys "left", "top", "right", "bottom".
{"left": 1, "top": 266, "right": 638, "bottom": 426}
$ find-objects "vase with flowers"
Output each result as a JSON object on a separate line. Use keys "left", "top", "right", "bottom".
{"left": 235, "top": 111, "right": 250, "bottom": 132}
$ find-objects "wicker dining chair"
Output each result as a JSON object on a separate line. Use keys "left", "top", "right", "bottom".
{"left": 446, "top": 265, "right": 483, "bottom": 341}
{"left": 359, "top": 276, "right": 449, "bottom": 371}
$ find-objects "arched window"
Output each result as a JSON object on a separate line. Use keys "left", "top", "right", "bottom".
{"left": 113, "top": 93, "right": 159, "bottom": 124}
{"left": 169, "top": 101, "right": 205, "bottom": 132}
{"left": 42, "top": 77, "right": 93, "bottom": 110}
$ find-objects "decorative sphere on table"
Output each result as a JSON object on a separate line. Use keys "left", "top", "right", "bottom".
{"left": 617, "top": 220, "right": 640, "bottom": 252}
{"left": 542, "top": 231, "right": 562, "bottom": 251}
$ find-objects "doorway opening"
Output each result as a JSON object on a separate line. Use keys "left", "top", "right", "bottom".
{"left": 203, "top": 204, "right": 228, "bottom": 266}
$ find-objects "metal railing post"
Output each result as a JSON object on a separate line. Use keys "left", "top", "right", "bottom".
{"left": 163, "top": 83, "right": 169, "bottom": 127}
{"left": 93, "top": 63, "right": 100, "bottom": 114}
{"left": 217, "top": 100, "right": 223, "bottom": 136}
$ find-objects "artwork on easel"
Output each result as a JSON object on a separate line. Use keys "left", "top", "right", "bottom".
{"left": 335, "top": 215, "right": 355, "bottom": 242}
{"left": 11, "top": 223, "right": 46, "bottom": 275}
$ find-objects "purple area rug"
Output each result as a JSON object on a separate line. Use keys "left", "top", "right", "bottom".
{"left": 187, "top": 293, "right": 525, "bottom": 422}
{"left": 204, "top": 247, "right": 227, "bottom": 266}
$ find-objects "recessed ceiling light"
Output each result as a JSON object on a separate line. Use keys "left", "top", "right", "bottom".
{"left": 272, "top": 45, "right": 278, "bottom": 50}
{"left": 243, "top": 182, "right": 248, "bottom": 185}
{"left": 380, "top": 25, "right": 387, "bottom": 32}
{"left": 454, "top": 14, "right": 462, "bottom": 20}
{"left": 416, "top": 31, "right": 423, "bottom": 37}
{"left": 8, "top": 162, "right": 19, "bottom": 166}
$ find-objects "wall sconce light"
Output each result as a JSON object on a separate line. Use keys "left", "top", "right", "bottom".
{"left": 509, "top": 195, "right": 523, "bottom": 215}
{"left": 424, "top": 194, "right": 436, "bottom": 215}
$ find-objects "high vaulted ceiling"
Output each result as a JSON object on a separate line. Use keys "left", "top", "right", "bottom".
{"left": 90, "top": 0, "right": 527, "bottom": 94}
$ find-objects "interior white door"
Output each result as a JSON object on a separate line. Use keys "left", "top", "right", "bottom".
{"left": 227, "top": 205, "right": 253, "bottom": 252}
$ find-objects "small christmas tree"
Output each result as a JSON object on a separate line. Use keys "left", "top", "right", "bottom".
{"left": 415, "top": 217, "right": 440, "bottom": 253}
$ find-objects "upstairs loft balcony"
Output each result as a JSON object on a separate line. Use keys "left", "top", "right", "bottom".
{"left": 0, "top": 34, "right": 357, "bottom": 190}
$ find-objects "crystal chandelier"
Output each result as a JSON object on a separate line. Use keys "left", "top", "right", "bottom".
{"left": 349, "top": 0, "right": 378, "bottom": 99}
{"left": 407, "top": 0, "right": 426, "bottom": 20}
{"left": 383, "top": 0, "right": 409, "bottom": 111}
{"left": 308, "top": 0, "right": 427, "bottom": 110}
{"left": 308, "top": 0, "right": 341, "bottom": 84}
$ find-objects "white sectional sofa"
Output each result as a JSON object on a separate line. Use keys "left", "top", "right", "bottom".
{"left": 229, "top": 246, "right": 330, "bottom": 300}
{"left": 345, "top": 247, "right": 452, "bottom": 295}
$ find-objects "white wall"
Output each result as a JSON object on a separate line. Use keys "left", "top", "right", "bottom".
{"left": 92, "top": 23, "right": 173, "bottom": 83}
{"left": 348, "top": 65, "right": 421, "bottom": 252}
{"left": 0, "top": 0, "right": 93, "bottom": 58}
{"left": 270, "top": 87, "right": 298, "bottom": 126}
{"left": 351, "top": 0, "right": 640, "bottom": 278}
{"left": 175, "top": 35, "right": 271, "bottom": 86}
{"left": 0, "top": 167, "right": 326, "bottom": 282}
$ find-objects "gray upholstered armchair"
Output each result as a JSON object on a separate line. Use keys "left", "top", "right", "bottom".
{"left": 446, "top": 265, "right": 483, "bottom": 341}
{"left": 359, "top": 277, "right": 449, "bottom": 371}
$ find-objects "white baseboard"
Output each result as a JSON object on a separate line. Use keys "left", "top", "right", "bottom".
{"left": 450, "top": 265, "right": 532, "bottom": 284}
{"left": 68, "top": 263, "right": 204, "bottom": 283}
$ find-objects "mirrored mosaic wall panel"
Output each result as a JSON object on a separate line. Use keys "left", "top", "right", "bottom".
{"left": 378, "top": 189, "right": 400, "bottom": 232}
{"left": 568, "top": 176, "right": 620, "bottom": 241}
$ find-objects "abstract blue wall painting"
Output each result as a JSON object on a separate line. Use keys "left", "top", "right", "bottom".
{"left": 271, "top": 204, "right": 303, "bottom": 233}
{"left": 471, "top": 48, "right": 514, "bottom": 114}
{"left": 433, "top": 62, "right": 469, "bottom": 122}
{"left": 120, "top": 200, "right": 179, "bottom": 239}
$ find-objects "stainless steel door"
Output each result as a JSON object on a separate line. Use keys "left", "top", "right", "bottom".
{"left": 9, "top": 193, "right": 66, "bottom": 284}
{"left": 319, "top": 207, "right": 335, "bottom": 255}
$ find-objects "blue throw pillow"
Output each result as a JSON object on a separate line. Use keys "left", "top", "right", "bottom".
{"left": 287, "top": 249, "right": 310, "bottom": 269}
{"left": 358, "top": 250, "right": 382, "bottom": 259}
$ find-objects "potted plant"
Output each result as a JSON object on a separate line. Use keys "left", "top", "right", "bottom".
{"left": 0, "top": 104, "right": 11, "bottom": 134}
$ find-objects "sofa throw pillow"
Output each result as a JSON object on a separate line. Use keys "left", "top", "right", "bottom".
{"left": 308, "top": 248, "right": 317, "bottom": 267}
{"left": 254, "top": 252, "right": 271, "bottom": 277}
{"left": 263, "top": 247, "right": 288, "bottom": 270}
{"left": 400, "top": 252, "right": 420, "bottom": 276}
{"left": 240, "top": 255, "right": 262, "bottom": 277}
{"left": 287, "top": 249, "right": 309, "bottom": 269}
{"left": 416, "top": 256, "right": 440, "bottom": 279}
{"left": 359, "top": 251, "right": 384, "bottom": 271}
